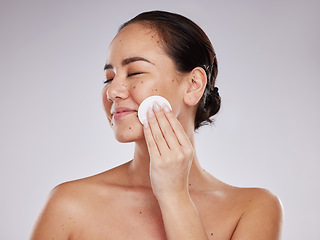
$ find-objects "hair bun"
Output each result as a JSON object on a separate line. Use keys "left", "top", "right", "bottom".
{"left": 213, "top": 87, "right": 219, "bottom": 97}
{"left": 204, "top": 86, "right": 221, "bottom": 118}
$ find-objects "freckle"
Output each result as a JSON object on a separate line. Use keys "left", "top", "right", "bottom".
{"left": 157, "top": 40, "right": 159, "bottom": 43}
{"left": 140, "top": 211, "right": 142, "bottom": 214}
{"left": 189, "top": 183, "right": 191, "bottom": 186}
{"left": 141, "top": 81, "right": 144, "bottom": 84}
{"left": 211, "top": 233, "right": 213, "bottom": 236}
{"left": 172, "top": 79, "right": 175, "bottom": 82}
{"left": 133, "top": 85, "right": 136, "bottom": 89}
{"left": 155, "top": 89, "right": 158, "bottom": 91}
{"left": 129, "top": 127, "right": 132, "bottom": 130}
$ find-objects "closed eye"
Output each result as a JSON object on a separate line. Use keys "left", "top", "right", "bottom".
{"left": 128, "top": 72, "right": 143, "bottom": 77}
{"left": 103, "top": 72, "right": 143, "bottom": 84}
{"left": 103, "top": 78, "right": 113, "bottom": 84}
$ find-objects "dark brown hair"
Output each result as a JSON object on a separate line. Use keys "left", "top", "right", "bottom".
{"left": 120, "top": 11, "right": 221, "bottom": 130}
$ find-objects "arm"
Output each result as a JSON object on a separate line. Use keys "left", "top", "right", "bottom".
{"left": 143, "top": 102, "right": 208, "bottom": 240}
{"left": 157, "top": 192, "right": 208, "bottom": 240}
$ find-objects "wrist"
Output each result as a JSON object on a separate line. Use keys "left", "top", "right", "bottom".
{"left": 156, "top": 190, "right": 192, "bottom": 208}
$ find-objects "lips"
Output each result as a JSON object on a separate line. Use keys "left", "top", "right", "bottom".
{"left": 111, "top": 107, "right": 137, "bottom": 120}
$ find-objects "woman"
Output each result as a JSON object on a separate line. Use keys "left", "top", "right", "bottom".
{"left": 30, "top": 11, "right": 283, "bottom": 240}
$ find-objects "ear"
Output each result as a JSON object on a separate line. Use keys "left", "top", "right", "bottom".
{"left": 183, "top": 67, "right": 207, "bottom": 106}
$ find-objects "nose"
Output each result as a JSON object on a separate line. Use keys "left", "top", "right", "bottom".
{"left": 106, "top": 76, "right": 129, "bottom": 102}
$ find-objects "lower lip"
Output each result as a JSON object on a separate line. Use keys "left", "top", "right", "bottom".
{"left": 113, "top": 111, "right": 137, "bottom": 120}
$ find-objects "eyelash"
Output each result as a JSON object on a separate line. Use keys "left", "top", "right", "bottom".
{"left": 103, "top": 79, "right": 113, "bottom": 84}
{"left": 103, "top": 72, "right": 143, "bottom": 84}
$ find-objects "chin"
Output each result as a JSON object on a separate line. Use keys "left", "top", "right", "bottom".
{"left": 112, "top": 123, "right": 144, "bottom": 143}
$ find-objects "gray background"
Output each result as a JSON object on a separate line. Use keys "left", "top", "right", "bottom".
{"left": 1, "top": 0, "right": 319, "bottom": 239}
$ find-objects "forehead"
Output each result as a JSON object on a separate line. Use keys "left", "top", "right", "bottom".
{"left": 113, "top": 22, "right": 159, "bottom": 43}
{"left": 107, "top": 23, "right": 164, "bottom": 63}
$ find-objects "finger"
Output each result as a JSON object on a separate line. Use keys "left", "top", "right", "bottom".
{"left": 147, "top": 107, "right": 170, "bottom": 155}
{"left": 153, "top": 102, "right": 181, "bottom": 150}
{"left": 143, "top": 120, "right": 161, "bottom": 159}
{"left": 163, "top": 105, "right": 192, "bottom": 148}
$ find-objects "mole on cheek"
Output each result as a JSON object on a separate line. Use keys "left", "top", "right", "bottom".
{"left": 141, "top": 81, "right": 144, "bottom": 84}
{"left": 133, "top": 85, "right": 136, "bottom": 89}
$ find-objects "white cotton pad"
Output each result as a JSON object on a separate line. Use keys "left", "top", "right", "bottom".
{"left": 138, "top": 95, "right": 172, "bottom": 124}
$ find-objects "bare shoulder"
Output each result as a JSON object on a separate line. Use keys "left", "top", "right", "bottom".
{"left": 44, "top": 161, "right": 130, "bottom": 207}
{"left": 230, "top": 186, "right": 283, "bottom": 240}
{"left": 30, "top": 163, "right": 130, "bottom": 240}
{"left": 233, "top": 186, "right": 283, "bottom": 210}
{"left": 29, "top": 181, "right": 84, "bottom": 239}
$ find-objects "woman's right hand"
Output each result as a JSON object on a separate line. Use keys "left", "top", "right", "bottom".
{"left": 143, "top": 102, "right": 194, "bottom": 201}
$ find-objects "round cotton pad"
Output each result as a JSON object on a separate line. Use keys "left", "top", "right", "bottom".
{"left": 138, "top": 95, "right": 172, "bottom": 124}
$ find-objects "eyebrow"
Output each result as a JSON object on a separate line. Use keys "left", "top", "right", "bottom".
{"left": 104, "top": 56, "right": 154, "bottom": 70}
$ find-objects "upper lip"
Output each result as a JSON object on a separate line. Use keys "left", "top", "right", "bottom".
{"left": 111, "top": 107, "right": 137, "bottom": 115}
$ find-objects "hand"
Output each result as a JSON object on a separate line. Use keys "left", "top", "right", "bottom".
{"left": 143, "top": 102, "right": 194, "bottom": 201}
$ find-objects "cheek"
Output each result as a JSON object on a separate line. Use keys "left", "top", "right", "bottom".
{"left": 130, "top": 80, "right": 152, "bottom": 103}
{"left": 130, "top": 79, "right": 165, "bottom": 105}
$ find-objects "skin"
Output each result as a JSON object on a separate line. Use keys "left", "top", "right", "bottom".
{"left": 30, "top": 23, "right": 283, "bottom": 240}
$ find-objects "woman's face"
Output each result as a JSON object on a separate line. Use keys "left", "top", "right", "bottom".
{"left": 102, "top": 23, "right": 187, "bottom": 143}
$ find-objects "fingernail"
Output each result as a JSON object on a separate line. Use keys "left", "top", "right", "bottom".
{"left": 162, "top": 103, "right": 171, "bottom": 113}
{"left": 153, "top": 101, "right": 161, "bottom": 112}
{"left": 143, "top": 120, "right": 149, "bottom": 128}
{"left": 147, "top": 107, "right": 154, "bottom": 118}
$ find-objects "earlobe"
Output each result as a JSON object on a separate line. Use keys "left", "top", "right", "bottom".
{"left": 184, "top": 67, "right": 207, "bottom": 106}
